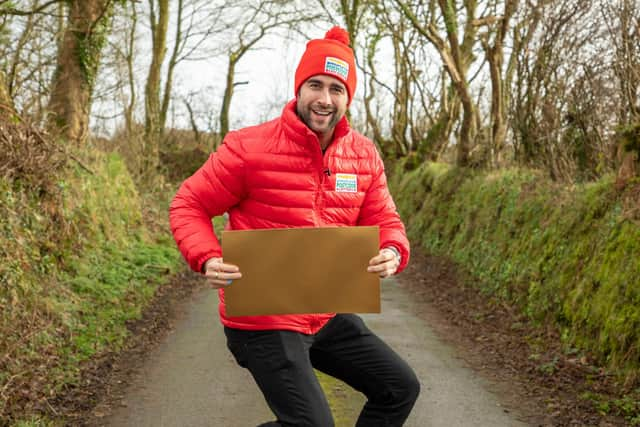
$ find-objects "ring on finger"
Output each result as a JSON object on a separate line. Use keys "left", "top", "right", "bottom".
{"left": 215, "top": 271, "right": 219, "bottom": 279}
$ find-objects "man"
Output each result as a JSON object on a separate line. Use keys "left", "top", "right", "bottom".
{"left": 169, "top": 26, "right": 420, "bottom": 427}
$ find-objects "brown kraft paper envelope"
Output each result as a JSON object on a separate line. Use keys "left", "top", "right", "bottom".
{"left": 222, "top": 226, "right": 380, "bottom": 316}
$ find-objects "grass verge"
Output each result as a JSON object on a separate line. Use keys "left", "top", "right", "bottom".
{"left": 0, "top": 151, "right": 181, "bottom": 425}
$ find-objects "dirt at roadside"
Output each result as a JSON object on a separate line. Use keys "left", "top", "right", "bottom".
{"left": 50, "top": 248, "right": 633, "bottom": 426}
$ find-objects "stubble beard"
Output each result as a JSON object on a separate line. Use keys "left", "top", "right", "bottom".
{"left": 297, "top": 103, "right": 340, "bottom": 135}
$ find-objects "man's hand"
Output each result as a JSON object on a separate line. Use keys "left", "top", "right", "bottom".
{"left": 367, "top": 248, "right": 401, "bottom": 278}
{"left": 204, "top": 257, "right": 242, "bottom": 289}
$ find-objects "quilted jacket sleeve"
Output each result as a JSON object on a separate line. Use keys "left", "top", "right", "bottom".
{"left": 357, "top": 153, "right": 410, "bottom": 273}
{"left": 169, "top": 133, "right": 246, "bottom": 273}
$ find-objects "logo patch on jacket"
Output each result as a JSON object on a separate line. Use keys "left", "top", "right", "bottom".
{"left": 325, "top": 57, "right": 349, "bottom": 80}
{"left": 335, "top": 173, "right": 357, "bottom": 193}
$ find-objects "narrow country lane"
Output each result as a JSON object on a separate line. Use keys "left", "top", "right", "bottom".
{"left": 90, "top": 277, "right": 529, "bottom": 427}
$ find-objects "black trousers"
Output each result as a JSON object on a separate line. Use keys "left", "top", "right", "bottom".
{"left": 224, "top": 314, "right": 420, "bottom": 427}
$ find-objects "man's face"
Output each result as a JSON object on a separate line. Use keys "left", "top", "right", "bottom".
{"left": 296, "top": 74, "right": 348, "bottom": 139}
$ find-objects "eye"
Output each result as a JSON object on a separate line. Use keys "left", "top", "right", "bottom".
{"left": 331, "top": 86, "right": 345, "bottom": 94}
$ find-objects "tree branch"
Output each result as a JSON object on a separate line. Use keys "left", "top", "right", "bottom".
{"left": 0, "top": 0, "right": 62, "bottom": 16}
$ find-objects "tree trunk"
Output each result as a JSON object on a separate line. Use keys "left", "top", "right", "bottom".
{"left": 363, "top": 33, "right": 392, "bottom": 157}
{"left": 124, "top": 0, "right": 138, "bottom": 136}
{"left": 438, "top": 0, "right": 477, "bottom": 167}
{"left": 47, "top": 0, "right": 113, "bottom": 145}
{"left": 339, "top": 0, "right": 361, "bottom": 47}
{"left": 457, "top": 89, "right": 474, "bottom": 167}
{"left": 0, "top": 71, "right": 15, "bottom": 119}
{"left": 160, "top": 0, "right": 184, "bottom": 131}
{"left": 396, "top": 0, "right": 478, "bottom": 167}
{"left": 615, "top": 122, "right": 640, "bottom": 188}
{"left": 144, "top": 0, "right": 169, "bottom": 174}
{"left": 218, "top": 27, "right": 267, "bottom": 140}
{"left": 482, "top": 0, "right": 517, "bottom": 167}
{"left": 219, "top": 56, "right": 236, "bottom": 140}
{"left": 391, "top": 26, "right": 409, "bottom": 158}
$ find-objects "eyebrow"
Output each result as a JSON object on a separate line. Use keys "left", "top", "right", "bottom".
{"left": 307, "top": 78, "right": 345, "bottom": 91}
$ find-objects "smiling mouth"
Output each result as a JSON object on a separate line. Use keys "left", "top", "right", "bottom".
{"left": 312, "top": 109, "right": 333, "bottom": 117}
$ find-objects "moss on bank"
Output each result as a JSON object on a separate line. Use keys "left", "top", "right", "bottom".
{"left": 390, "top": 164, "right": 640, "bottom": 385}
{"left": 0, "top": 152, "right": 181, "bottom": 423}
{"left": 317, "top": 371, "right": 365, "bottom": 426}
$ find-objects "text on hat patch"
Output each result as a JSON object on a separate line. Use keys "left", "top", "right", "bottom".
{"left": 335, "top": 173, "right": 357, "bottom": 193}
{"left": 325, "top": 57, "right": 349, "bottom": 80}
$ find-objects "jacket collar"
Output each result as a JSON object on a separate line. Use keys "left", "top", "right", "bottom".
{"left": 281, "top": 99, "right": 350, "bottom": 149}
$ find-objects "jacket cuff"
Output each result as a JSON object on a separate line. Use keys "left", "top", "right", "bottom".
{"left": 383, "top": 246, "right": 401, "bottom": 264}
{"left": 196, "top": 252, "right": 219, "bottom": 274}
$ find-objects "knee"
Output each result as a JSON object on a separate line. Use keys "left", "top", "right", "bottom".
{"left": 370, "top": 368, "right": 420, "bottom": 408}
{"left": 388, "top": 368, "right": 421, "bottom": 408}
{"left": 402, "top": 369, "right": 421, "bottom": 406}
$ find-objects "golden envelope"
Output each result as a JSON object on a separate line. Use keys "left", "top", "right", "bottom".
{"left": 222, "top": 226, "right": 380, "bottom": 316}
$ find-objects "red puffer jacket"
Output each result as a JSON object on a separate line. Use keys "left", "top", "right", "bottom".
{"left": 169, "top": 99, "right": 409, "bottom": 334}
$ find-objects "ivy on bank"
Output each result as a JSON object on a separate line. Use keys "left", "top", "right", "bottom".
{"left": 389, "top": 162, "right": 640, "bottom": 403}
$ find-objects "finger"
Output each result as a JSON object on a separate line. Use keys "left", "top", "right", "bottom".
{"left": 369, "top": 252, "right": 395, "bottom": 265}
{"left": 379, "top": 265, "right": 396, "bottom": 278}
{"left": 368, "top": 260, "right": 398, "bottom": 277}
{"left": 204, "top": 258, "right": 240, "bottom": 271}
{"left": 206, "top": 278, "right": 228, "bottom": 289}
{"left": 206, "top": 277, "right": 237, "bottom": 289}
{"left": 368, "top": 255, "right": 386, "bottom": 265}
{"left": 205, "top": 270, "right": 242, "bottom": 282}
{"left": 367, "top": 263, "right": 384, "bottom": 273}
{"left": 367, "top": 262, "right": 391, "bottom": 274}
{"left": 217, "top": 263, "right": 240, "bottom": 273}
{"left": 213, "top": 271, "right": 243, "bottom": 281}
{"left": 367, "top": 257, "right": 397, "bottom": 271}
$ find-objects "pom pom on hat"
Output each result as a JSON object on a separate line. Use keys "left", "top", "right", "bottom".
{"left": 294, "top": 26, "right": 357, "bottom": 104}
{"left": 324, "top": 26, "right": 350, "bottom": 46}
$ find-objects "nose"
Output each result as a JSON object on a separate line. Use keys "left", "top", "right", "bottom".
{"left": 318, "top": 87, "right": 332, "bottom": 105}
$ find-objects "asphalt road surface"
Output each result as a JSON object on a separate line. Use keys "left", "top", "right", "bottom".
{"left": 99, "top": 278, "right": 529, "bottom": 427}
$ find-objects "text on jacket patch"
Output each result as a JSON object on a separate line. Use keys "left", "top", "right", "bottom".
{"left": 335, "top": 173, "right": 357, "bottom": 193}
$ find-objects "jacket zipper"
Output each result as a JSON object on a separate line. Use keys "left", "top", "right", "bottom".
{"left": 312, "top": 140, "right": 328, "bottom": 227}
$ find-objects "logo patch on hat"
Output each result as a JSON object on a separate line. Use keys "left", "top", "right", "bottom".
{"left": 335, "top": 173, "right": 357, "bottom": 193}
{"left": 325, "top": 57, "right": 349, "bottom": 80}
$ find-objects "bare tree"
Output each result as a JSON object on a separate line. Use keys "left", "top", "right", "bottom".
{"left": 218, "top": 0, "right": 313, "bottom": 139}
{"left": 0, "top": 0, "right": 64, "bottom": 122}
{"left": 396, "top": 0, "right": 480, "bottom": 167}
{"left": 510, "top": 0, "right": 594, "bottom": 180}
{"left": 347, "top": 2, "right": 437, "bottom": 162}
{"left": 159, "top": 1, "right": 232, "bottom": 132}
{"left": 123, "top": 0, "right": 137, "bottom": 135}
{"left": 477, "top": 0, "right": 518, "bottom": 167}
{"left": 314, "top": 0, "right": 366, "bottom": 46}
{"left": 139, "top": 0, "right": 235, "bottom": 175}
{"left": 603, "top": 0, "right": 640, "bottom": 123}
{"left": 143, "top": 0, "right": 169, "bottom": 172}
{"left": 603, "top": 0, "right": 640, "bottom": 184}
{"left": 361, "top": 30, "right": 389, "bottom": 153}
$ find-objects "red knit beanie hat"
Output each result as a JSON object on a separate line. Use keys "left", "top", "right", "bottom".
{"left": 294, "top": 26, "right": 357, "bottom": 104}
